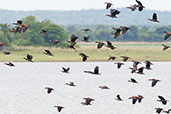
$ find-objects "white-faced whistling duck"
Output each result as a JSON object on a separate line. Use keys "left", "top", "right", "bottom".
{"left": 66, "top": 34, "right": 78, "bottom": 44}
{"left": 95, "top": 41, "right": 105, "bottom": 49}
{"left": 3, "top": 51, "right": 11, "bottom": 55}
{"left": 129, "top": 96, "right": 138, "bottom": 104}
{"left": 13, "top": 20, "right": 22, "bottom": 25}
{"left": 99, "top": 85, "right": 109, "bottom": 89}
{"left": 67, "top": 43, "right": 76, "bottom": 50}
{"left": 155, "top": 108, "right": 163, "bottom": 114}
{"left": 120, "top": 56, "right": 130, "bottom": 62}
{"left": 120, "top": 26, "right": 130, "bottom": 35}
{"left": 44, "top": 49, "right": 53, "bottom": 56}
{"left": 80, "top": 28, "right": 90, "bottom": 31}
{"left": 61, "top": 67, "right": 70, "bottom": 73}
{"left": 22, "top": 24, "right": 31, "bottom": 33}
{"left": 49, "top": 40, "right": 60, "bottom": 45}
{"left": 66, "top": 82, "right": 76, "bottom": 86}
{"left": 162, "top": 109, "right": 171, "bottom": 113}
{"left": 149, "top": 78, "right": 161, "bottom": 87}
{"left": 136, "top": 67, "right": 145, "bottom": 74}
{"left": 132, "top": 60, "right": 141, "bottom": 66}
{"left": 40, "top": 29, "right": 48, "bottom": 34}
{"left": 106, "top": 41, "right": 116, "bottom": 50}
{"left": 136, "top": 0, "right": 145, "bottom": 11}
{"left": 137, "top": 95, "right": 144, "bottom": 103}
{"left": 145, "top": 60, "right": 153, "bottom": 70}
{"left": 162, "top": 44, "right": 170, "bottom": 50}
{"left": 104, "top": 2, "right": 113, "bottom": 9}
{"left": 149, "top": 13, "right": 159, "bottom": 22}
{"left": 108, "top": 55, "right": 117, "bottom": 61}
{"left": 164, "top": 31, "right": 171, "bottom": 40}
{"left": 115, "top": 62, "right": 124, "bottom": 69}
{"left": 127, "top": 4, "right": 137, "bottom": 11}
{"left": 106, "top": 9, "right": 120, "bottom": 18}
{"left": 45, "top": 87, "right": 54, "bottom": 94}
{"left": 84, "top": 66, "right": 100, "bottom": 75}
{"left": 79, "top": 53, "right": 89, "bottom": 62}
{"left": 4, "top": 62, "right": 15, "bottom": 67}
{"left": 112, "top": 28, "right": 121, "bottom": 39}
{"left": 54, "top": 106, "right": 64, "bottom": 112}
{"left": 128, "top": 78, "right": 138, "bottom": 83}
{"left": 81, "top": 97, "right": 95, "bottom": 105}
{"left": 115, "top": 94, "right": 123, "bottom": 101}
{"left": 157, "top": 95, "right": 169, "bottom": 105}
{"left": 24, "top": 54, "right": 33, "bottom": 62}
{"left": 129, "top": 64, "right": 137, "bottom": 73}
{"left": 82, "top": 36, "right": 89, "bottom": 42}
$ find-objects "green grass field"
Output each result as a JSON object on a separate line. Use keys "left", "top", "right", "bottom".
{"left": 1, "top": 42, "right": 171, "bottom": 62}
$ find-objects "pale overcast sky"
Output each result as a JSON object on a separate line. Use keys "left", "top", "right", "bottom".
{"left": 1, "top": 0, "right": 171, "bottom": 11}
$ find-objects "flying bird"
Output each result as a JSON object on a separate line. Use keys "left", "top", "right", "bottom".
{"left": 23, "top": 54, "right": 33, "bottom": 62}
{"left": 81, "top": 28, "right": 90, "bottom": 31}
{"left": 115, "top": 62, "right": 124, "bottom": 69}
{"left": 128, "top": 78, "right": 138, "bottom": 83}
{"left": 155, "top": 108, "right": 163, "bottom": 114}
{"left": 66, "top": 82, "right": 76, "bottom": 86}
{"left": 4, "top": 62, "right": 15, "bottom": 67}
{"left": 106, "top": 41, "right": 116, "bottom": 50}
{"left": 44, "top": 49, "right": 53, "bottom": 56}
{"left": 136, "top": 0, "right": 145, "bottom": 11}
{"left": 79, "top": 53, "right": 89, "bottom": 62}
{"left": 54, "top": 106, "right": 64, "bottom": 112}
{"left": 120, "top": 56, "right": 130, "bottom": 62}
{"left": 127, "top": 4, "right": 137, "bottom": 11}
{"left": 95, "top": 41, "right": 105, "bottom": 49}
{"left": 149, "top": 79, "right": 161, "bottom": 87}
{"left": 45, "top": 87, "right": 54, "bottom": 94}
{"left": 136, "top": 67, "right": 145, "bottom": 74}
{"left": 105, "top": 2, "right": 113, "bottom": 9}
{"left": 162, "top": 44, "right": 170, "bottom": 50}
{"left": 115, "top": 94, "right": 123, "bottom": 101}
{"left": 82, "top": 36, "right": 90, "bottom": 42}
{"left": 40, "top": 29, "right": 48, "bottom": 34}
{"left": 108, "top": 56, "right": 117, "bottom": 61}
{"left": 149, "top": 13, "right": 159, "bottom": 22}
{"left": 84, "top": 66, "right": 100, "bottom": 75}
{"left": 129, "top": 96, "right": 138, "bottom": 104}
{"left": 3, "top": 51, "right": 11, "bottom": 55}
{"left": 107, "top": 9, "right": 120, "bottom": 18}
{"left": 99, "top": 85, "right": 109, "bottom": 89}
{"left": 120, "top": 26, "right": 130, "bottom": 35}
{"left": 112, "top": 28, "right": 121, "bottom": 39}
{"left": 157, "top": 96, "right": 169, "bottom": 105}
{"left": 164, "top": 31, "right": 171, "bottom": 40}
{"left": 61, "top": 67, "right": 70, "bottom": 73}
{"left": 81, "top": 97, "right": 95, "bottom": 105}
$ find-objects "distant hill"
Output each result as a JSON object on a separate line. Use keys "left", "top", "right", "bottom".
{"left": 0, "top": 8, "right": 171, "bottom": 26}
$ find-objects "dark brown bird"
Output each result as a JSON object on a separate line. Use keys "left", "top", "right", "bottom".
{"left": 129, "top": 64, "right": 137, "bottom": 73}
{"left": 137, "top": 95, "right": 144, "bottom": 103}
{"left": 145, "top": 60, "right": 153, "bottom": 70}
{"left": 149, "top": 78, "right": 161, "bottom": 87}
{"left": 66, "top": 34, "right": 78, "bottom": 44}
{"left": 136, "top": 67, "right": 145, "bottom": 74}
{"left": 3, "top": 51, "right": 11, "bottom": 55}
{"left": 22, "top": 24, "right": 31, "bottom": 33}
{"left": 54, "top": 106, "right": 64, "bottom": 112}
{"left": 66, "top": 82, "right": 76, "bottom": 86}
{"left": 4, "top": 62, "right": 15, "bottom": 67}
{"left": 128, "top": 78, "right": 138, "bottom": 83}
{"left": 157, "top": 96, "right": 169, "bottom": 105}
{"left": 136, "top": 0, "right": 145, "bottom": 11}
{"left": 84, "top": 66, "right": 100, "bottom": 75}
{"left": 81, "top": 28, "right": 90, "bottom": 31}
{"left": 107, "top": 9, "right": 120, "bottom": 18}
{"left": 40, "top": 29, "right": 48, "bottom": 34}
{"left": 120, "top": 56, "right": 130, "bottom": 62}
{"left": 164, "top": 31, "right": 171, "bottom": 40}
{"left": 129, "top": 96, "right": 138, "bottom": 104}
{"left": 106, "top": 41, "right": 116, "bottom": 50}
{"left": 115, "top": 94, "right": 123, "bottom": 101}
{"left": 67, "top": 43, "right": 76, "bottom": 50}
{"left": 162, "top": 44, "right": 170, "bottom": 50}
{"left": 149, "top": 13, "right": 159, "bottom": 22}
{"left": 99, "top": 85, "right": 109, "bottom": 89}
{"left": 81, "top": 97, "right": 95, "bottom": 105}
{"left": 44, "top": 49, "right": 53, "bottom": 56}
{"left": 23, "top": 54, "right": 33, "bottom": 62}
{"left": 112, "top": 28, "right": 121, "bottom": 39}
{"left": 127, "top": 4, "right": 137, "bottom": 11}
{"left": 79, "top": 53, "right": 89, "bottom": 62}
{"left": 132, "top": 60, "right": 141, "bottom": 66}
{"left": 45, "top": 87, "right": 54, "bottom": 94}
{"left": 115, "top": 62, "right": 124, "bottom": 69}
{"left": 108, "top": 55, "right": 117, "bottom": 61}
{"left": 50, "top": 40, "right": 60, "bottom": 45}
{"left": 105, "top": 2, "right": 113, "bottom": 9}
{"left": 155, "top": 108, "right": 163, "bottom": 114}
{"left": 61, "top": 67, "right": 70, "bottom": 73}
{"left": 82, "top": 36, "right": 90, "bottom": 42}
{"left": 162, "top": 109, "right": 171, "bottom": 113}
{"left": 95, "top": 41, "right": 105, "bottom": 49}
{"left": 120, "top": 26, "right": 130, "bottom": 35}
{"left": 15, "top": 25, "right": 23, "bottom": 33}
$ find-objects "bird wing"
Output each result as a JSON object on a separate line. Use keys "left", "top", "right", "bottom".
{"left": 94, "top": 66, "right": 99, "bottom": 74}
{"left": 136, "top": 0, "right": 142, "bottom": 5}
{"left": 132, "top": 98, "right": 137, "bottom": 104}
{"left": 97, "top": 43, "right": 104, "bottom": 49}
{"left": 107, "top": 41, "right": 112, "bottom": 47}
{"left": 138, "top": 67, "right": 144, "bottom": 73}
{"left": 164, "top": 33, "right": 171, "bottom": 40}
{"left": 83, "top": 56, "right": 87, "bottom": 61}
{"left": 158, "top": 96, "right": 166, "bottom": 101}
{"left": 152, "top": 80, "right": 158, "bottom": 87}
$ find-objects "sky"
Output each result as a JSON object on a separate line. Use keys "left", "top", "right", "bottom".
{"left": 1, "top": 0, "right": 171, "bottom": 11}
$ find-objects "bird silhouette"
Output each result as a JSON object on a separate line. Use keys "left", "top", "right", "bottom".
{"left": 79, "top": 53, "right": 89, "bottom": 61}
{"left": 95, "top": 41, "right": 105, "bottom": 49}
{"left": 45, "top": 87, "right": 54, "bottom": 94}
{"left": 54, "top": 106, "right": 64, "bottom": 112}
{"left": 61, "top": 67, "right": 70, "bottom": 73}
{"left": 84, "top": 66, "right": 100, "bottom": 75}
{"left": 108, "top": 55, "right": 117, "bottom": 61}
{"left": 149, "top": 13, "right": 159, "bottom": 22}
{"left": 106, "top": 41, "right": 116, "bottom": 50}
{"left": 115, "top": 94, "right": 123, "bottom": 101}
{"left": 157, "top": 96, "right": 169, "bottom": 105}
{"left": 105, "top": 2, "right": 113, "bottom": 9}
{"left": 115, "top": 62, "right": 124, "bottom": 69}
{"left": 4, "top": 62, "right": 15, "bottom": 67}
{"left": 136, "top": 0, "right": 145, "bottom": 11}
{"left": 44, "top": 49, "right": 53, "bottom": 56}
{"left": 128, "top": 78, "right": 138, "bottom": 83}
{"left": 3, "top": 51, "right": 11, "bottom": 55}
{"left": 107, "top": 9, "right": 120, "bottom": 18}
{"left": 66, "top": 82, "right": 76, "bottom": 86}
{"left": 164, "top": 31, "right": 171, "bottom": 40}
{"left": 24, "top": 54, "right": 33, "bottom": 62}
{"left": 162, "top": 44, "right": 170, "bottom": 50}
{"left": 81, "top": 97, "right": 95, "bottom": 105}
{"left": 155, "top": 108, "right": 163, "bottom": 114}
{"left": 99, "top": 85, "right": 109, "bottom": 89}
{"left": 82, "top": 36, "right": 90, "bottom": 42}
{"left": 127, "top": 4, "right": 137, "bottom": 11}
{"left": 40, "top": 29, "right": 48, "bottom": 34}
{"left": 120, "top": 56, "right": 130, "bottom": 62}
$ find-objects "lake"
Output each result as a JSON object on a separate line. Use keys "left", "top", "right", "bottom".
{"left": 0, "top": 62, "right": 170, "bottom": 114}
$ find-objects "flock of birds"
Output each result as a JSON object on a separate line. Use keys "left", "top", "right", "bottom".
{"left": 0, "top": 0, "right": 171, "bottom": 113}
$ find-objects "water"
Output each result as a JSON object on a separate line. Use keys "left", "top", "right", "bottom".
{"left": 0, "top": 62, "right": 171, "bottom": 114}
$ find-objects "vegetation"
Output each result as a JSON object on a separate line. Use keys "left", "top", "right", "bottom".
{"left": 1, "top": 42, "right": 171, "bottom": 62}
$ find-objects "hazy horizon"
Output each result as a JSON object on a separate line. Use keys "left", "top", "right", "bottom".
{"left": 1, "top": 0, "right": 171, "bottom": 11}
